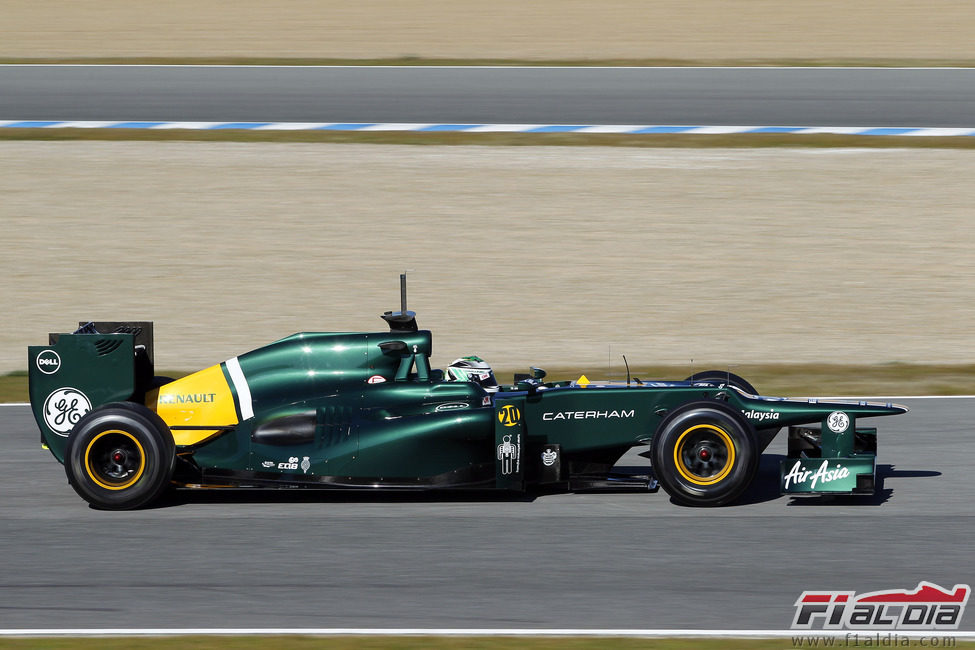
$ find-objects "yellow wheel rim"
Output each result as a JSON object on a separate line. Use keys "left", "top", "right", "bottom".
{"left": 673, "top": 424, "right": 736, "bottom": 486}
{"left": 84, "top": 429, "right": 147, "bottom": 490}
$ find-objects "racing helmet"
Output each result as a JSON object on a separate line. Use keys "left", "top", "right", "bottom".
{"left": 445, "top": 356, "right": 499, "bottom": 393}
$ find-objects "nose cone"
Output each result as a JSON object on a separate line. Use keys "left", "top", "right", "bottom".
{"left": 867, "top": 402, "right": 910, "bottom": 416}
{"left": 825, "top": 400, "right": 909, "bottom": 418}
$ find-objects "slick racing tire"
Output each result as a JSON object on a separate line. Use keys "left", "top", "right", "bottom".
{"left": 64, "top": 402, "right": 175, "bottom": 510}
{"left": 686, "top": 370, "right": 758, "bottom": 396}
{"left": 650, "top": 400, "right": 759, "bottom": 507}
{"left": 686, "top": 370, "right": 781, "bottom": 443}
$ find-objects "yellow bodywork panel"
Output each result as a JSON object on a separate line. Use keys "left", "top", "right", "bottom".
{"left": 148, "top": 364, "right": 239, "bottom": 446}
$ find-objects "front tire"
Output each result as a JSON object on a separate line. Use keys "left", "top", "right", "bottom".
{"left": 686, "top": 370, "right": 781, "bottom": 444}
{"left": 650, "top": 401, "right": 759, "bottom": 506}
{"left": 64, "top": 403, "right": 175, "bottom": 510}
{"left": 686, "top": 370, "right": 758, "bottom": 396}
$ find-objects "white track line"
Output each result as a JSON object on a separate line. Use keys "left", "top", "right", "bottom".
{"left": 816, "top": 395, "right": 975, "bottom": 400}
{"left": 1, "top": 628, "right": 974, "bottom": 638}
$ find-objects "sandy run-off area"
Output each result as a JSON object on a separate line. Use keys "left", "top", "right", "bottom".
{"left": 4, "top": 0, "right": 975, "bottom": 61}
{"left": 2, "top": 142, "right": 973, "bottom": 374}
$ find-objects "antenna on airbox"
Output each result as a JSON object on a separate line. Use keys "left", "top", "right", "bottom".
{"left": 382, "top": 272, "right": 418, "bottom": 333}
{"left": 400, "top": 272, "right": 408, "bottom": 314}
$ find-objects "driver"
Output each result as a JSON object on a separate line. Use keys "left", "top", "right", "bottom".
{"left": 445, "top": 356, "right": 500, "bottom": 393}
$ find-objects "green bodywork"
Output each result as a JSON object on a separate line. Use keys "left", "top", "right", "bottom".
{"left": 28, "top": 324, "right": 149, "bottom": 463}
{"left": 27, "top": 317, "right": 906, "bottom": 499}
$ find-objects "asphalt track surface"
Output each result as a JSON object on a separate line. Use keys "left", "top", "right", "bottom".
{"left": 2, "top": 65, "right": 975, "bottom": 127}
{"left": 1, "top": 399, "right": 973, "bottom": 631}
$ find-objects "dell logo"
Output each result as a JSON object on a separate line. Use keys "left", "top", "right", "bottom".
{"left": 36, "top": 350, "right": 61, "bottom": 375}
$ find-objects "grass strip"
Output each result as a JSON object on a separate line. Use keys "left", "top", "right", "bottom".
{"left": 4, "top": 56, "right": 975, "bottom": 67}
{"left": 0, "top": 371, "right": 27, "bottom": 403}
{"left": 0, "top": 637, "right": 971, "bottom": 650}
{"left": 4, "top": 363, "right": 974, "bottom": 404}
{"left": 2, "top": 128, "right": 975, "bottom": 149}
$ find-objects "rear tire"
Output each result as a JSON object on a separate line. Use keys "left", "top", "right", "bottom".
{"left": 651, "top": 400, "right": 759, "bottom": 506}
{"left": 64, "top": 403, "right": 175, "bottom": 510}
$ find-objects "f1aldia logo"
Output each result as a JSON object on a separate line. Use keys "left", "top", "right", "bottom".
{"left": 792, "top": 581, "right": 970, "bottom": 630}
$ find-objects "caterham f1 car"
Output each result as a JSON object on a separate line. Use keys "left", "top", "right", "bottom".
{"left": 28, "top": 279, "right": 907, "bottom": 509}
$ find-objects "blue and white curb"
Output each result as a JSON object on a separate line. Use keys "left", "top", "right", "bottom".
{"left": 1, "top": 120, "right": 974, "bottom": 136}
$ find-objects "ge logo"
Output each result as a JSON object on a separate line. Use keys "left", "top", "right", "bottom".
{"left": 497, "top": 404, "right": 521, "bottom": 427}
{"left": 826, "top": 411, "right": 850, "bottom": 434}
{"left": 42, "top": 388, "right": 92, "bottom": 436}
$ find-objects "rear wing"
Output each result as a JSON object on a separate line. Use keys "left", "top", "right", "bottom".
{"left": 28, "top": 321, "right": 154, "bottom": 463}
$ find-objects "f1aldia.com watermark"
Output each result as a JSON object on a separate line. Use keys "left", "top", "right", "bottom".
{"left": 791, "top": 632, "right": 959, "bottom": 647}
{"left": 790, "top": 581, "right": 970, "bottom": 647}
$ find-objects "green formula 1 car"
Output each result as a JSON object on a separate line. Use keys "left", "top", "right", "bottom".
{"left": 27, "top": 278, "right": 906, "bottom": 510}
